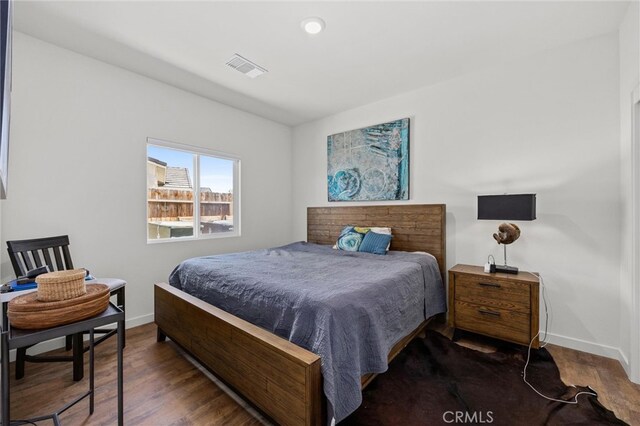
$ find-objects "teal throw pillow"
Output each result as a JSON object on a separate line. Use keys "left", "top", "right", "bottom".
{"left": 336, "top": 226, "right": 365, "bottom": 251}
{"left": 359, "top": 231, "right": 393, "bottom": 255}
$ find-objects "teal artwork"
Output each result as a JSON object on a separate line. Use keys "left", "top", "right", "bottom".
{"left": 327, "top": 118, "right": 409, "bottom": 201}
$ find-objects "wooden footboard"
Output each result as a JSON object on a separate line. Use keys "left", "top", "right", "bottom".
{"left": 155, "top": 204, "right": 446, "bottom": 425}
{"left": 154, "top": 283, "right": 323, "bottom": 426}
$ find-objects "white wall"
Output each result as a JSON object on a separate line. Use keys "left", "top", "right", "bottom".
{"left": 619, "top": 1, "right": 640, "bottom": 382}
{"left": 1, "top": 33, "right": 293, "bottom": 327}
{"left": 292, "top": 33, "right": 621, "bottom": 357}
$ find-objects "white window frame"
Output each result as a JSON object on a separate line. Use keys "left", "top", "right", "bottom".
{"left": 146, "top": 137, "right": 241, "bottom": 243}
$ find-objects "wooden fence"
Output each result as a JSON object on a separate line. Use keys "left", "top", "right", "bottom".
{"left": 148, "top": 188, "right": 232, "bottom": 221}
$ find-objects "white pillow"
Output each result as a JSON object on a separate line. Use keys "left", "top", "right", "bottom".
{"left": 370, "top": 227, "right": 391, "bottom": 235}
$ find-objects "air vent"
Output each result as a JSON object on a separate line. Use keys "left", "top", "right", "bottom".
{"left": 226, "top": 54, "right": 268, "bottom": 78}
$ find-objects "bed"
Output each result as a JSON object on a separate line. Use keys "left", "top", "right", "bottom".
{"left": 154, "top": 204, "right": 446, "bottom": 425}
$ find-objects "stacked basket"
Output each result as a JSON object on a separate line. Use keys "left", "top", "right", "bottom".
{"left": 7, "top": 269, "right": 109, "bottom": 329}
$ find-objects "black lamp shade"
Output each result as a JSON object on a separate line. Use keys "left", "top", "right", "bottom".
{"left": 477, "top": 194, "right": 536, "bottom": 221}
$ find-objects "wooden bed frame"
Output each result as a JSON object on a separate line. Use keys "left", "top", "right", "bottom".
{"left": 155, "top": 204, "right": 446, "bottom": 426}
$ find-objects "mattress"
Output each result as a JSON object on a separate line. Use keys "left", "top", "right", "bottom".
{"left": 169, "top": 241, "right": 446, "bottom": 422}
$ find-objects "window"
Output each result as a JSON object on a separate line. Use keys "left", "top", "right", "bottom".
{"left": 146, "top": 138, "right": 240, "bottom": 242}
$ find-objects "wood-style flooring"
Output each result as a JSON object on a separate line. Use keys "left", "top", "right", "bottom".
{"left": 2, "top": 322, "right": 639, "bottom": 425}
{"left": 3, "top": 323, "right": 264, "bottom": 425}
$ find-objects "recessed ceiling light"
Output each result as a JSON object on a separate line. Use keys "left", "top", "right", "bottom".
{"left": 301, "top": 17, "right": 325, "bottom": 35}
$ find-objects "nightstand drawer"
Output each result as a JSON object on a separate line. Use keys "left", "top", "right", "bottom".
{"left": 454, "top": 300, "right": 531, "bottom": 345}
{"left": 454, "top": 274, "right": 530, "bottom": 313}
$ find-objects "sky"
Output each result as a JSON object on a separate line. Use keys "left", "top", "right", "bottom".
{"left": 148, "top": 145, "right": 234, "bottom": 193}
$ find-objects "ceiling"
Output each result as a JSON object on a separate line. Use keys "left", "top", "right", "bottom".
{"left": 13, "top": 1, "right": 630, "bottom": 126}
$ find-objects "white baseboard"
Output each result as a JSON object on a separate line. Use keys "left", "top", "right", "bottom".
{"left": 7, "top": 312, "right": 156, "bottom": 362}
{"left": 125, "top": 312, "right": 155, "bottom": 329}
{"left": 544, "top": 331, "right": 628, "bottom": 365}
{"left": 616, "top": 347, "right": 632, "bottom": 378}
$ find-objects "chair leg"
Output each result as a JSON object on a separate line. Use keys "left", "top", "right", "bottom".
{"left": 65, "top": 335, "right": 73, "bottom": 351}
{"left": 15, "top": 347, "right": 26, "bottom": 379}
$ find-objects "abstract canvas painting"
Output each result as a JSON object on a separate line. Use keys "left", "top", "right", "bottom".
{"left": 327, "top": 118, "right": 409, "bottom": 201}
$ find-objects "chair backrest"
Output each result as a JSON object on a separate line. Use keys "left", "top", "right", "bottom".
{"left": 7, "top": 235, "right": 74, "bottom": 278}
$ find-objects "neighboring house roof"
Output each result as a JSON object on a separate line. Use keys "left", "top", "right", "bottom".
{"left": 164, "top": 167, "right": 192, "bottom": 189}
{"left": 148, "top": 156, "right": 167, "bottom": 167}
{"left": 200, "top": 187, "right": 212, "bottom": 193}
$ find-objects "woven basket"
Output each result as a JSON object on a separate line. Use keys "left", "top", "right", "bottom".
{"left": 35, "top": 269, "right": 87, "bottom": 302}
{"left": 7, "top": 284, "right": 110, "bottom": 329}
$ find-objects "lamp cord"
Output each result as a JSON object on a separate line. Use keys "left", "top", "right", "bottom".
{"left": 522, "top": 273, "right": 597, "bottom": 404}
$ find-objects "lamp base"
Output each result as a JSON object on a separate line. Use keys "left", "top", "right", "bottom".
{"left": 495, "top": 265, "right": 519, "bottom": 274}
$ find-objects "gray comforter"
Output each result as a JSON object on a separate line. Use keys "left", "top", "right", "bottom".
{"left": 169, "top": 242, "right": 446, "bottom": 423}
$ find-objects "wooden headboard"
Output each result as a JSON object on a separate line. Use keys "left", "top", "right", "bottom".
{"left": 307, "top": 204, "right": 446, "bottom": 278}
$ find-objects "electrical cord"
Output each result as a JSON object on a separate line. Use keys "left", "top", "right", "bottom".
{"left": 533, "top": 272, "right": 549, "bottom": 348}
{"left": 522, "top": 272, "right": 598, "bottom": 404}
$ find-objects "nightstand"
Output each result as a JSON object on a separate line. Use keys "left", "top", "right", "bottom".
{"left": 448, "top": 264, "right": 540, "bottom": 348}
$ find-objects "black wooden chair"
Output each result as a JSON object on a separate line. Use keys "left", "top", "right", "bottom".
{"left": 6, "top": 235, "right": 125, "bottom": 381}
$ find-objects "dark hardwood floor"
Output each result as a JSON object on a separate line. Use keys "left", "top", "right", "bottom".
{"left": 3, "top": 322, "right": 639, "bottom": 425}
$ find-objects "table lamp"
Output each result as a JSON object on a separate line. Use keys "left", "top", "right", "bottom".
{"left": 477, "top": 194, "right": 536, "bottom": 274}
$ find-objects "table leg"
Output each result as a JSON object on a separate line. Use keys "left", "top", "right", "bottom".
{"left": 117, "top": 319, "right": 124, "bottom": 426}
{"left": 15, "top": 348, "right": 25, "bottom": 380}
{"left": 90, "top": 328, "right": 95, "bottom": 415}
{"left": 72, "top": 332, "right": 84, "bottom": 381}
{"left": 2, "top": 331, "right": 10, "bottom": 426}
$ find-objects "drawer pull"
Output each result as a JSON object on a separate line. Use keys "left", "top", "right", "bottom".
{"left": 478, "top": 309, "right": 501, "bottom": 317}
{"left": 478, "top": 282, "right": 501, "bottom": 288}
